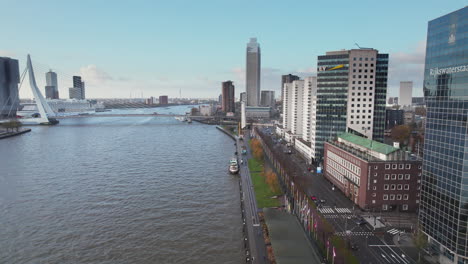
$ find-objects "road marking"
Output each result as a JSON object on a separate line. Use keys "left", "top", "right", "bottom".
{"left": 368, "top": 245, "right": 399, "bottom": 247}
{"left": 318, "top": 207, "right": 335, "bottom": 214}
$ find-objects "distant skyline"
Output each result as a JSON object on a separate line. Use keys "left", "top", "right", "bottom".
{"left": 0, "top": 0, "right": 465, "bottom": 99}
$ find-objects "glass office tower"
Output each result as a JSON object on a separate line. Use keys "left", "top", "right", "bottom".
{"left": 420, "top": 7, "right": 468, "bottom": 264}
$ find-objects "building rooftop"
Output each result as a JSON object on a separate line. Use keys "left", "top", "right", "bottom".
{"left": 338, "top": 133, "right": 398, "bottom": 155}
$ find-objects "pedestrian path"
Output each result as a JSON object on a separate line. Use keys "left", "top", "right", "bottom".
{"left": 318, "top": 207, "right": 352, "bottom": 214}
{"left": 335, "top": 231, "right": 374, "bottom": 236}
{"left": 335, "top": 208, "right": 352, "bottom": 214}
{"left": 387, "top": 228, "right": 404, "bottom": 235}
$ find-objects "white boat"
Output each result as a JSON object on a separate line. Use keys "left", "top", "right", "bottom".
{"left": 229, "top": 157, "right": 239, "bottom": 174}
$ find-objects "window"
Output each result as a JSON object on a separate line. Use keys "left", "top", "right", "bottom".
{"left": 399, "top": 164, "right": 404, "bottom": 169}
{"left": 404, "top": 184, "right": 409, "bottom": 190}
{"left": 372, "top": 200, "right": 376, "bottom": 204}
{"left": 382, "top": 204, "right": 388, "bottom": 210}
{"left": 374, "top": 173, "right": 377, "bottom": 177}
{"left": 392, "top": 164, "right": 397, "bottom": 169}
{"left": 384, "top": 184, "right": 389, "bottom": 190}
{"left": 384, "top": 174, "right": 389, "bottom": 180}
{"left": 373, "top": 179, "right": 377, "bottom": 184}
{"left": 391, "top": 174, "right": 396, "bottom": 180}
{"left": 374, "top": 166, "right": 378, "bottom": 169}
{"left": 404, "top": 194, "right": 409, "bottom": 200}
{"left": 397, "top": 194, "right": 402, "bottom": 200}
{"left": 390, "top": 194, "right": 395, "bottom": 200}
{"left": 372, "top": 186, "right": 377, "bottom": 190}
{"left": 398, "top": 174, "right": 403, "bottom": 180}
{"left": 385, "top": 164, "right": 390, "bottom": 169}
{"left": 402, "top": 204, "right": 408, "bottom": 211}
{"left": 391, "top": 184, "right": 396, "bottom": 190}
{"left": 406, "top": 164, "right": 411, "bottom": 169}
{"left": 383, "top": 194, "right": 388, "bottom": 200}
{"left": 418, "top": 165, "right": 422, "bottom": 169}
{"left": 405, "top": 174, "right": 410, "bottom": 180}
{"left": 397, "top": 184, "right": 402, "bottom": 190}
{"left": 372, "top": 193, "right": 376, "bottom": 197}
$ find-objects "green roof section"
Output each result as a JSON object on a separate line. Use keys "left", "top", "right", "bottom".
{"left": 337, "top": 132, "right": 398, "bottom": 155}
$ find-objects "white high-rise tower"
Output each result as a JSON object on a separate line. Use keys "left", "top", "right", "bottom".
{"left": 246, "top": 38, "right": 261, "bottom": 106}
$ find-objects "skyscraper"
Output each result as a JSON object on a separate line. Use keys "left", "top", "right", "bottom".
{"left": 246, "top": 38, "right": 261, "bottom": 106}
{"left": 419, "top": 7, "right": 468, "bottom": 264}
{"left": 281, "top": 74, "right": 299, "bottom": 101}
{"left": 45, "top": 70, "right": 59, "bottom": 99}
{"left": 314, "top": 48, "right": 388, "bottom": 162}
{"left": 69, "top": 76, "right": 85, "bottom": 100}
{"left": 260, "top": 90, "right": 275, "bottom": 107}
{"left": 240, "top": 92, "right": 246, "bottom": 103}
{"left": 222, "top": 81, "right": 235, "bottom": 113}
{"left": 0, "top": 57, "right": 20, "bottom": 118}
{"left": 159, "top": 95, "right": 168, "bottom": 105}
{"left": 399, "top": 81, "right": 412, "bottom": 107}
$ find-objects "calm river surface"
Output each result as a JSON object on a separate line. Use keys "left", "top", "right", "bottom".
{"left": 0, "top": 105, "right": 243, "bottom": 263}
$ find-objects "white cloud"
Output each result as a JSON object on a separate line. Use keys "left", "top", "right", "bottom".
{"left": 0, "top": 50, "right": 16, "bottom": 57}
{"left": 79, "top": 65, "right": 113, "bottom": 85}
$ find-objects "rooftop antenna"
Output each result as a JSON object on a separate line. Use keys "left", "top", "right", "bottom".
{"left": 355, "top": 43, "right": 362, "bottom": 49}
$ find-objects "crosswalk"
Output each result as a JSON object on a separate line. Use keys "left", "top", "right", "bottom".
{"left": 387, "top": 228, "right": 404, "bottom": 235}
{"left": 318, "top": 207, "right": 352, "bottom": 214}
{"left": 324, "top": 214, "right": 358, "bottom": 219}
{"left": 336, "top": 231, "right": 374, "bottom": 236}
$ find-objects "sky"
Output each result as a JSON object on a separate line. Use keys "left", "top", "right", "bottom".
{"left": 0, "top": 0, "right": 466, "bottom": 99}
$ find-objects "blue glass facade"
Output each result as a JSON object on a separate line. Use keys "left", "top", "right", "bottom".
{"left": 420, "top": 7, "right": 468, "bottom": 263}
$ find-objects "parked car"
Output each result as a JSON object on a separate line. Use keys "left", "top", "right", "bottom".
{"left": 310, "top": 195, "right": 317, "bottom": 201}
{"left": 355, "top": 218, "right": 367, "bottom": 225}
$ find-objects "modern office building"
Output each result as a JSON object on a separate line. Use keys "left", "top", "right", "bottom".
{"left": 45, "top": 70, "right": 59, "bottom": 99}
{"left": 0, "top": 57, "right": 20, "bottom": 118}
{"left": 412, "top": 97, "right": 425, "bottom": 106}
{"left": 246, "top": 38, "right": 261, "bottom": 106}
{"left": 222, "top": 80, "right": 235, "bottom": 113}
{"left": 159, "top": 95, "right": 168, "bottom": 105}
{"left": 399, "top": 81, "right": 413, "bottom": 107}
{"left": 281, "top": 74, "right": 300, "bottom": 101}
{"left": 240, "top": 92, "right": 246, "bottom": 102}
{"left": 388, "top": 97, "right": 399, "bottom": 105}
{"left": 314, "top": 48, "right": 388, "bottom": 163}
{"left": 260, "top": 90, "right": 275, "bottom": 107}
{"left": 245, "top": 106, "right": 271, "bottom": 119}
{"left": 69, "top": 76, "right": 85, "bottom": 100}
{"left": 324, "top": 133, "right": 421, "bottom": 211}
{"left": 419, "top": 7, "right": 468, "bottom": 263}
{"left": 385, "top": 109, "right": 404, "bottom": 129}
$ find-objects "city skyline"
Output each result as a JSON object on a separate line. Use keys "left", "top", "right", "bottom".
{"left": 0, "top": 1, "right": 465, "bottom": 99}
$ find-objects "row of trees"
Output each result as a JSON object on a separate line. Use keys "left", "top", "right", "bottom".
{"left": 250, "top": 138, "right": 280, "bottom": 193}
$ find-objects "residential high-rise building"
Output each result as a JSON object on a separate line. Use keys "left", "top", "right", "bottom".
{"left": 281, "top": 74, "right": 300, "bottom": 101}
{"left": 399, "top": 81, "right": 412, "bottom": 107}
{"left": 246, "top": 38, "right": 261, "bottom": 106}
{"left": 45, "top": 70, "right": 59, "bottom": 99}
{"left": 419, "top": 7, "right": 468, "bottom": 264}
{"left": 69, "top": 76, "right": 85, "bottom": 99}
{"left": 290, "top": 80, "right": 304, "bottom": 137}
{"left": 0, "top": 57, "right": 20, "bottom": 118}
{"left": 314, "top": 48, "right": 388, "bottom": 162}
{"left": 159, "top": 95, "right": 168, "bottom": 105}
{"left": 260, "top": 90, "right": 275, "bottom": 107}
{"left": 282, "top": 83, "right": 293, "bottom": 132}
{"left": 222, "top": 80, "right": 235, "bottom": 113}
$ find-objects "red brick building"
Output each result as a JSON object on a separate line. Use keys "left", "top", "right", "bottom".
{"left": 324, "top": 133, "right": 422, "bottom": 212}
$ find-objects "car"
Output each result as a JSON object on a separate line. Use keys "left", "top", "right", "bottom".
{"left": 310, "top": 195, "right": 317, "bottom": 201}
{"left": 350, "top": 242, "right": 359, "bottom": 251}
{"left": 355, "top": 218, "right": 367, "bottom": 225}
{"left": 319, "top": 199, "right": 326, "bottom": 204}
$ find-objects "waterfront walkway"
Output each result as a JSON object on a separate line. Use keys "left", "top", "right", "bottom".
{"left": 264, "top": 208, "right": 323, "bottom": 264}
{"left": 0, "top": 129, "right": 31, "bottom": 139}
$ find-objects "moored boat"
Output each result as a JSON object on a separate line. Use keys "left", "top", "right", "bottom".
{"left": 229, "top": 157, "right": 239, "bottom": 174}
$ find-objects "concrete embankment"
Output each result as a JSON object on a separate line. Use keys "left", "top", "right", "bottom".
{"left": 0, "top": 129, "right": 32, "bottom": 140}
{"left": 215, "top": 126, "right": 236, "bottom": 140}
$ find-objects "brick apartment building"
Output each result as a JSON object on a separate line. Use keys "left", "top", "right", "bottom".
{"left": 324, "top": 133, "right": 422, "bottom": 212}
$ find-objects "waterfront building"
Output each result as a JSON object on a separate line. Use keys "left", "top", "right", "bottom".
{"left": 69, "top": 76, "right": 85, "bottom": 100}
{"left": 419, "top": 7, "right": 468, "bottom": 263}
{"left": 246, "top": 38, "right": 261, "bottom": 106}
{"left": 159, "top": 95, "right": 168, "bottom": 105}
{"left": 199, "top": 105, "right": 213, "bottom": 116}
{"left": 0, "top": 57, "right": 20, "bottom": 118}
{"left": 314, "top": 48, "right": 388, "bottom": 163}
{"left": 260, "top": 90, "right": 275, "bottom": 108}
{"left": 45, "top": 70, "right": 59, "bottom": 99}
{"left": 222, "top": 80, "right": 235, "bottom": 113}
{"left": 385, "top": 109, "right": 404, "bottom": 129}
{"left": 145, "top": 97, "right": 154, "bottom": 105}
{"left": 281, "top": 74, "right": 300, "bottom": 101}
{"left": 324, "top": 133, "right": 421, "bottom": 211}
{"left": 245, "top": 106, "right": 270, "bottom": 119}
{"left": 399, "top": 81, "right": 413, "bottom": 108}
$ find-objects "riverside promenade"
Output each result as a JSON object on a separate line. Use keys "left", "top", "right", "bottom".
{"left": 0, "top": 128, "right": 31, "bottom": 140}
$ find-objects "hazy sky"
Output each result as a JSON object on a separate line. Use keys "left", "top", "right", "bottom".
{"left": 1, "top": 0, "right": 466, "bottom": 99}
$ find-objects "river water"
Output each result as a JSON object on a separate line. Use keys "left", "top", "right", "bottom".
{"left": 0, "top": 105, "right": 243, "bottom": 264}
